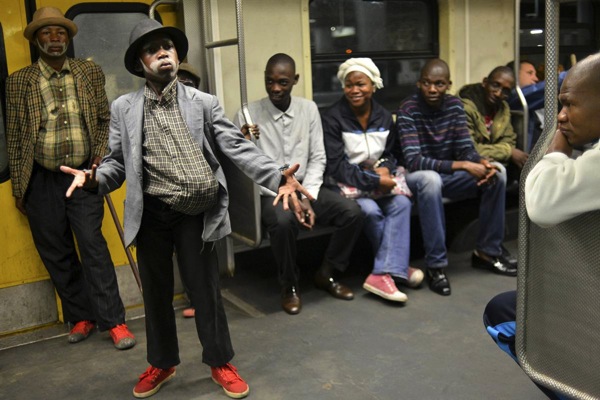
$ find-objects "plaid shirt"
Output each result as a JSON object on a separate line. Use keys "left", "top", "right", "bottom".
{"left": 142, "top": 79, "right": 218, "bottom": 215}
{"left": 36, "top": 59, "right": 90, "bottom": 170}
{"left": 6, "top": 58, "right": 110, "bottom": 199}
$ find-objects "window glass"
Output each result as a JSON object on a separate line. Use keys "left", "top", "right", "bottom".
{"left": 71, "top": 12, "right": 150, "bottom": 102}
{"left": 310, "top": 0, "right": 437, "bottom": 110}
{"left": 519, "top": 0, "right": 598, "bottom": 71}
{"left": 311, "top": 0, "right": 434, "bottom": 56}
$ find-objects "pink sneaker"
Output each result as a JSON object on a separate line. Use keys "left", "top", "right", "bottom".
{"left": 133, "top": 365, "right": 176, "bottom": 398}
{"left": 211, "top": 363, "right": 249, "bottom": 398}
{"left": 363, "top": 273, "right": 407, "bottom": 302}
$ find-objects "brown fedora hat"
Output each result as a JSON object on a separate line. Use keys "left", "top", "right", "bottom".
{"left": 124, "top": 18, "right": 188, "bottom": 78}
{"left": 23, "top": 7, "right": 78, "bottom": 42}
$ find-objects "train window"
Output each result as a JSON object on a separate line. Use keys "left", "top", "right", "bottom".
{"left": 519, "top": 0, "right": 599, "bottom": 73}
{"left": 309, "top": 0, "right": 438, "bottom": 110}
{"left": 65, "top": 4, "right": 156, "bottom": 102}
{"left": 0, "top": 22, "right": 9, "bottom": 183}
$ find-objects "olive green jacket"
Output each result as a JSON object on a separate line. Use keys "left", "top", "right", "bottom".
{"left": 459, "top": 84, "right": 516, "bottom": 164}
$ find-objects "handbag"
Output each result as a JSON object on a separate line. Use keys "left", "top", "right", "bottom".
{"left": 337, "top": 166, "right": 412, "bottom": 199}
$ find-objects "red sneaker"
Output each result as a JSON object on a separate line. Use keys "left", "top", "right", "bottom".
{"left": 68, "top": 320, "right": 95, "bottom": 343}
{"left": 109, "top": 323, "right": 136, "bottom": 350}
{"left": 133, "top": 366, "right": 176, "bottom": 398}
{"left": 182, "top": 307, "right": 195, "bottom": 318}
{"left": 211, "top": 363, "right": 249, "bottom": 398}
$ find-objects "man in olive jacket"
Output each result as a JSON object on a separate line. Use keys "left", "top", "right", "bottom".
{"left": 459, "top": 66, "right": 529, "bottom": 174}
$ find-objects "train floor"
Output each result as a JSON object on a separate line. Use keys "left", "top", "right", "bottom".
{"left": 0, "top": 239, "right": 546, "bottom": 400}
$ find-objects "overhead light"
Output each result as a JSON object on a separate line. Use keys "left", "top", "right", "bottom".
{"left": 331, "top": 26, "right": 356, "bottom": 38}
{"left": 530, "top": 29, "right": 543, "bottom": 35}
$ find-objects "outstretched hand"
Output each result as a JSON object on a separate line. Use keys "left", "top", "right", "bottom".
{"left": 59, "top": 164, "right": 99, "bottom": 198}
{"left": 273, "top": 163, "right": 315, "bottom": 223}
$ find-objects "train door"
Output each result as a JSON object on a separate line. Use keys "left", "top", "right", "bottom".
{"left": 0, "top": 0, "right": 180, "bottom": 338}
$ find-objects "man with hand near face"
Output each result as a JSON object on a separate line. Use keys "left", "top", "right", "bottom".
{"left": 61, "top": 20, "right": 312, "bottom": 399}
{"left": 233, "top": 54, "right": 363, "bottom": 315}
{"left": 396, "top": 59, "right": 517, "bottom": 297}
{"left": 5, "top": 7, "right": 135, "bottom": 350}
{"left": 484, "top": 53, "right": 600, "bottom": 400}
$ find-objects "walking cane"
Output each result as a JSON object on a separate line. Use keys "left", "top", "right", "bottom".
{"left": 104, "top": 194, "right": 143, "bottom": 293}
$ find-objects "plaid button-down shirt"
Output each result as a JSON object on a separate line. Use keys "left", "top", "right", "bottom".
{"left": 142, "top": 79, "right": 218, "bottom": 215}
{"left": 35, "top": 58, "right": 90, "bottom": 170}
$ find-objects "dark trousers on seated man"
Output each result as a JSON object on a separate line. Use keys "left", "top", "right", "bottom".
{"left": 261, "top": 185, "right": 363, "bottom": 314}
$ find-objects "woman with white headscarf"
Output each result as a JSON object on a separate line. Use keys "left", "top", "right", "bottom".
{"left": 321, "top": 58, "right": 423, "bottom": 303}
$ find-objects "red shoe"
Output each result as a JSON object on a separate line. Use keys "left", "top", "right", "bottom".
{"left": 68, "top": 320, "right": 95, "bottom": 343}
{"left": 133, "top": 366, "right": 176, "bottom": 398}
{"left": 211, "top": 363, "right": 249, "bottom": 398}
{"left": 182, "top": 307, "right": 195, "bottom": 318}
{"left": 109, "top": 323, "right": 136, "bottom": 350}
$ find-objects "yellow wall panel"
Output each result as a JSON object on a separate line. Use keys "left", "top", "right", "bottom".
{"left": 0, "top": 0, "right": 176, "bottom": 290}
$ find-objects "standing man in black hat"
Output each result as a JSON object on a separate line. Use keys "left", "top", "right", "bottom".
{"left": 5, "top": 6, "right": 136, "bottom": 350}
{"left": 61, "top": 18, "right": 313, "bottom": 399}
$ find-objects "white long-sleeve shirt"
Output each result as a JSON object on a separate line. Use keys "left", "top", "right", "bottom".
{"left": 234, "top": 96, "right": 326, "bottom": 200}
{"left": 525, "top": 142, "right": 600, "bottom": 227}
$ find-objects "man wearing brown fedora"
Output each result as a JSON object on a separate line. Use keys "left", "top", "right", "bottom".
{"left": 61, "top": 18, "right": 313, "bottom": 399}
{"left": 5, "top": 7, "right": 136, "bottom": 350}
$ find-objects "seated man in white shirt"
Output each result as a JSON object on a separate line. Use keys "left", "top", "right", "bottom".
{"left": 233, "top": 53, "right": 363, "bottom": 315}
{"left": 483, "top": 52, "right": 600, "bottom": 400}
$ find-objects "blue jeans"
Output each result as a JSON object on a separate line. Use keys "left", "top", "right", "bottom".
{"left": 406, "top": 162, "right": 506, "bottom": 268}
{"left": 356, "top": 195, "right": 411, "bottom": 279}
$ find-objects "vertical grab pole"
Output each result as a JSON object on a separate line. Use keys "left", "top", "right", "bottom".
{"left": 514, "top": 0, "right": 529, "bottom": 152}
{"left": 105, "top": 194, "right": 143, "bottom": 293}
{"left": 235, "top": 0, "right": 253, "bottom": 126}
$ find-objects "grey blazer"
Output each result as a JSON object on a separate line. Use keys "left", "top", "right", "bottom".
{"left": 97, "top": 82, "right": 282, "bottom": 247}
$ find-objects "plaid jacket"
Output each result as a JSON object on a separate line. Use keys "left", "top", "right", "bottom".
{"left": 5, "top": 58, "right": 110, "bottom": 198}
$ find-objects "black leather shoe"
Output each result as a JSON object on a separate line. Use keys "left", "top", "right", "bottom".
{"left": 315, "top": 273, "right": 354, "bottom": 300}
{"left": 500, "top": 245, "right": 518, "bottom": 268}
{"left": 281, "top": 286, "right": 301, "bottom": 315}
{"left": 426, "top": 268, "right": 451, "bottom": 296}
{"left": 472, "top": 251, "right": 517, "bottom": 277}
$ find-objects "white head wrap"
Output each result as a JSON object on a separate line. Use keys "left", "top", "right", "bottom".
{"left": 337, "top": 58, "right": 384, "bottom": 91}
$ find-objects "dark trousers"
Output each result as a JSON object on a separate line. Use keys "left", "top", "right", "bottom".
{"left": 136, "top": 196, "right": 234, "bottom": 369}
{"left": 484, "top": 291, "right": 562, "bottom": 400}
{"left": 25, "top": 165, "right": 125, "bottom": 330}
{"left": 261, "top": 186, "right": 364, "bottom": 287}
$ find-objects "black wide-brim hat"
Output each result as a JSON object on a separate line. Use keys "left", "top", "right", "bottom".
{"left": 124, "top": 18, "right": 188, "bottom": 77}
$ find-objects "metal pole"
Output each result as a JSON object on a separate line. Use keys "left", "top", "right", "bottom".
{"left": 105, "top": 194, "right": 143, "bottom": 293}
{"left": 235, "top": 0, "right": 254, "bottom": 126}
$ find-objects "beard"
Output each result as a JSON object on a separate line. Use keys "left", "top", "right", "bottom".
{"left": 36, "top": 40, "right": 67, "bottom": 57}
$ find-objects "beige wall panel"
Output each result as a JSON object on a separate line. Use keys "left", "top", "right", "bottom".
{"left": 439, "top": 0, "right": 514, "bottom": 94}
{"left": 214, "top": 0, "right": 310, "bottom": 119}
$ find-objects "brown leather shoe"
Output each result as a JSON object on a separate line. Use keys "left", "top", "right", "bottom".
{"left": 315, "top": 273, "right": 354, "bottom": 300}
{"left": 281, "top": 286, "right": 301, "bottom": 315}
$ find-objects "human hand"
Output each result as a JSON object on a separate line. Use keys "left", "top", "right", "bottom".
{"left": 546, "top": 129, "right": 573, "bottom": 157}
{"left": 15, "top": 197, "right": 26, "bottom": 215}
{"left": 60, "top": 164, "right": 99, "bottom": 198}
{"left": 240, "top": 124, "right": 260, "bottom": 140}
{"left": 296, "top": 198, "right": 315, "bottom": 229}
{"left": 510, "top": 148, "right": 529, "bottom": 169}
{"left": 274, "top": 164, "right": 315, "bottom": 223}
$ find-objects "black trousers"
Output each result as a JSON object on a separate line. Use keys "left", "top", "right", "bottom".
{"left": 261, "top": 186, "right": 364, "bottom": 287}
{"left": 137, "top": 196, "right": 233, "bottom": 369}
{"left": 25, "top": 165, "right": 125, "bottom": 330}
